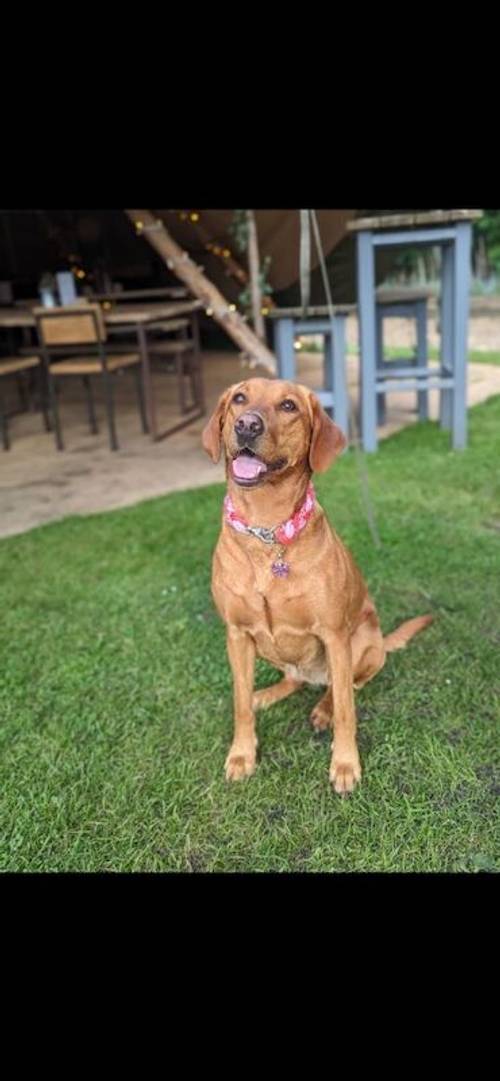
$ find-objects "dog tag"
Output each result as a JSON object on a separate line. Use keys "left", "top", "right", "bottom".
{"left": 271, "top": 559, "right": 290, "bottom": 578}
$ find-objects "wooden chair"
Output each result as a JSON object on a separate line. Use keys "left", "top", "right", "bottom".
{"left": 147, "top": 312, "right": 204, "bottom": 417}
{"left": 0, "top": 354, "right": 51, "bottom": 450}
{"left": 34, "top": 304, "right": 148, "bottom": 451}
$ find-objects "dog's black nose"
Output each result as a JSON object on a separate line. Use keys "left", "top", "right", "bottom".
{"left": 234, "top": 411, "right": 264, "bottom": 440}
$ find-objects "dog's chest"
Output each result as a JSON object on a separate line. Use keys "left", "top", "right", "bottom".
{"left": 213, "top": 555, "right": 324, "bottom": 671}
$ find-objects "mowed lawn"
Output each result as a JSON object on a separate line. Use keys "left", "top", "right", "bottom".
{"left": 346, "top": 345, "right": 500, "bottom": 366}
{"left": 1, "top": 398, "right": 499, "bottom": 873}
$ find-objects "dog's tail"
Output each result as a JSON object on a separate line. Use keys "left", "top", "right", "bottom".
{"left": 384, "top": 614, "right": 434, "bottom": 653}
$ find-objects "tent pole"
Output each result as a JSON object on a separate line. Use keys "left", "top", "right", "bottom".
{"left": 246, "top": 210, "right": 266, "bottom": 341}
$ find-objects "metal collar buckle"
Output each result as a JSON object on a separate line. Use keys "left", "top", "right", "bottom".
{"left": 246, "top": 525, "right": 276, "bottom": 545}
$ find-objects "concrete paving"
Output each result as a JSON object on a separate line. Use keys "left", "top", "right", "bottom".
{"left": 1, "top": 348, "right": 500, "bottom": 539}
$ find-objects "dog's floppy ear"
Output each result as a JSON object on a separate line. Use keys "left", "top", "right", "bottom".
{"left": 308, "top": 394, "right": 347, "bottom": 473}
{"left": 201, "top": 387, "right": 232, "bottom": 463}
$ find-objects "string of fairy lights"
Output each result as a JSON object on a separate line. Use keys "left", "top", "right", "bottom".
{"left": 142, "top": 210, "right": 272, "bottom": 317}
{"left": 133, "top": 214, "right": 259, "bottom": 325}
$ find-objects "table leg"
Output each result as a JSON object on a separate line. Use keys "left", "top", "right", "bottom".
{"left": 137, "top": 324, "right": 154, "bottom": 439}
{"left": 357, "top": 231, "right": 377, "bottom": 452}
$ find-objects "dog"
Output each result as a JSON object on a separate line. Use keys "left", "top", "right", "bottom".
{"left": 202, "top": 377, "right": 432, "bottom": 794}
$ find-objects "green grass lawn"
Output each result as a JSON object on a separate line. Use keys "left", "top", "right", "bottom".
{"left": 1, "top": 398, "right": 500, "bottom": 873}
{"left": 346, "top": 345, "right": 500, "bottom": 366}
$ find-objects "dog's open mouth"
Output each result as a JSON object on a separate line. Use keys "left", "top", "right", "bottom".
{"left": 231, "top": 449, "right": 286, "bottom": 486}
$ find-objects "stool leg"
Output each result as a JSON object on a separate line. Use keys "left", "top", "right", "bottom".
{"left": 332, "top": 315, "right": 349, "bottom": 439}
{"left": 274, "top": 319, "right": 295, "bottom": 380}
{"left": 416, "top": 299, "right": 428, "bottom": 421}
{"left": 440, "top": 243, "right": 453, "bottom": 431}
{"left": 323, "top": 331, "right": 333, "bottom": 419}
{"left": 357, "top": 231, "right": 377, "bottom": 452}
{"left": 376, "top": 308, "right": 386, "bottom": 426}
{"left": 450, "top": 223, "right": 470, "bottom": 450}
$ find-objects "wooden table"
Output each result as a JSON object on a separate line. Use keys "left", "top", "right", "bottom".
{"left": 0, "top": 300, "right": 204, "bottom": 441}
{"left": 90, "top": 286, "right": 188, "bottom": 303}
{"left": 104, "top": 301, "right": 204, "bottom": 439}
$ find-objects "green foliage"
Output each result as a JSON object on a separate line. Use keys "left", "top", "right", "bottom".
{"left": 476, "top": 209, "right": 500, "bottom": 274}
{"left": 238, "top": 254, "right": 273, "bottom": 312}
{"left": 0, "top": 397, "right": 499, "bottom": 871}
{"left": 228, "top": 210, "right": 249, "bottom": 254}
{"left": 385, "top": 211, "right": 500, "bottom": 284}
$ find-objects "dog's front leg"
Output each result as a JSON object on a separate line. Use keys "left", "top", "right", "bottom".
{"left": 324, "top": 631, "right": 361, "bottom": 795}
{"left": 225, "top": 626, "right": 257, "bottom": 781}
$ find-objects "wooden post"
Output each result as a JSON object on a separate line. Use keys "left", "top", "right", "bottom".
{"left": 124, "top": 209, "right": 277, "bottom": 373}
{"left": 246, "top": 210, "right": 265, "bottom": 341}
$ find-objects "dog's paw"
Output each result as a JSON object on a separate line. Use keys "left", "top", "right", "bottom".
{"left": 329, "top": 753, "right": 361, "bottom": 796}
{"left": 225, "top": 745, "right": 256, "bottom": 781}
{"left": 252, "top": 688, "right": 275, "bottom": 711}
{"left": 310, "top": 703, "right": 331, "bottom": 732}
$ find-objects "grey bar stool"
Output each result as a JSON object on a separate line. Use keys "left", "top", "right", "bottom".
{"left": 376, "top": 289, "right": 431, "bottom": 425}
{"left": 268, "top": 304, "right": 353, "bottom": 438}
{"left": 348, "top": 210, "right": 482, "bottom": 451}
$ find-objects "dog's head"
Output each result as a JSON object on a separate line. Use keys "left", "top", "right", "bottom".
{"left": 202, "top": 378, "right": 347, "bottom": 488}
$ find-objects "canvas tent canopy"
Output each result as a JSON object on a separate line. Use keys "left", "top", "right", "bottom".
{"left": 0, "top": 209, "right": 415, "bottom": 306}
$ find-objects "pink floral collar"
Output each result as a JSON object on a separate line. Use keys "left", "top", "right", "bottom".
{"left": 223, "top": 483, "right": 316, "bottom": 578}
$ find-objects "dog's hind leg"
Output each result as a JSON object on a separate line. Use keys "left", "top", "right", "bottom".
{"left": 310, "top": 688, "right": 332, "bottom": 732}
{"left": 253, "top": 676, "right": 303, "bottom": 712}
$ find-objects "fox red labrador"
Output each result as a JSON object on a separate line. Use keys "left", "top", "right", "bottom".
{"left": 202, "top": 377, "right": 432, "bottom": 794}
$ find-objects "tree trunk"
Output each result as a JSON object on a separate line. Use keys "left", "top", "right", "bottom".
{"left": 246, "top": 210, "right": 266, "bottom": 341}
{"left": 125, "top": 210, "right": 276, "bottom": 372}
{"left": 476, "top": 234, "right": 489, "bottom": 280}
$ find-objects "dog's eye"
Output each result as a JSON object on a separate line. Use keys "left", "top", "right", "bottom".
{"left": 280, "top": 399, "right": 297, "bottom": 412}
{"left": 233, "top": 392, "right": 247, "bottom": 405}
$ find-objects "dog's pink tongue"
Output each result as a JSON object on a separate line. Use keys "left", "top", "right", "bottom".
{"left": 232, "top": 455, "right": 267, "bottom": 480}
